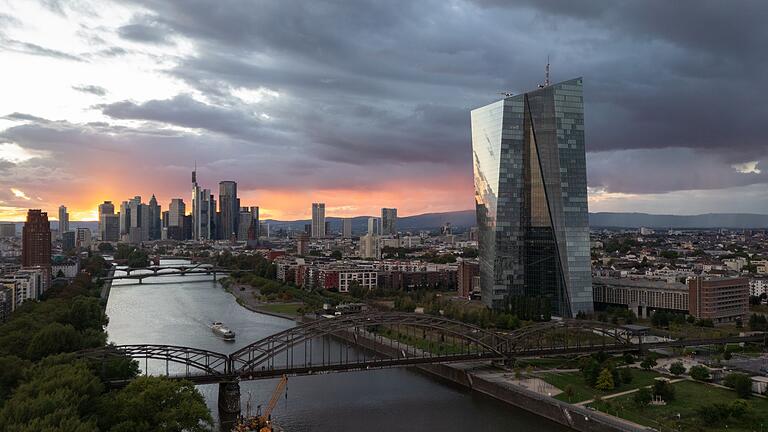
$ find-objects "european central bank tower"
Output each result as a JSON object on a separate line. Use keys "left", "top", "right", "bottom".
{"left": 471, "top": 78, "right": 592, "bottom": 317}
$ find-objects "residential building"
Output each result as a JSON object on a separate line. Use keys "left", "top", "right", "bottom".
{"left": 381, "top": 208, "right": 397, "bottom": 236}
{"left": 750, "top": 278, "right": 768, "bottom": 297}
{"left": 0, "top": 223, "right": 15, "bottom": 238}
{"left": 471, "top": 77, "right": 592, "bottom": 316}
{"left": 76, "top": 227, "right": 92, "bottom": 249}
{"left": 457, "top": 260, "right": 480, "bottom": 298}
{"left": 338, "top": 269, "right": 378, "bottom": 293}
{"left": 342, "top": 218, "right": 352, "bottom": 238}
{"left": 688, "top": 276, "right": 749, "bottom": 324}
{"left": 22, "top": 210, "right": 51, "bottom": 272}
{"left": 360, "top": 233, "right": 380, "bottom": 259}
{"left": 312, "top": 203, "right": 325, "bottom": 238}
{"left": 167, "top": 198, "right": 185, "bottom": 241}
{"left": 296, "top": 232, "right": 310, "bottom": 256}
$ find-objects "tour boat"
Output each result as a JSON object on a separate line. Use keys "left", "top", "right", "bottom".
{"left": 211, "top": 322, "right": 236, "bottom": 340}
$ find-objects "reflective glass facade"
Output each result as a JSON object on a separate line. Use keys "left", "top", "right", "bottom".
{"left": 471, "top": 78, "right": 592, "bottom": 317}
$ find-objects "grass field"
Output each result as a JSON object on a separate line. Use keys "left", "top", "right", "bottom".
{"left": 539, "top": 369, "right": 663, "bottom": 403}
{"left": 256, "top": 303, "right": 303, "bottom": 316}
{"left": 590, "top": 380, "right": 768, "bottom": 431}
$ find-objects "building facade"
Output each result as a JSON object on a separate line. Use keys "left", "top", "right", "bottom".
{"left": 219, "top": 181, "right": 238, "bottom": 240}
{"left": 342, "top": 218, "right": 352, "bottom": 238}
{"left": 98, "top": 201, "right": 119, "bottom": 242}
{"left": 457, "top": 260, "right": 480, "bottom": 298}
{"left": 22, "top": 210, "right": 51, "bottom": 269}
{"left": 688, "top": 276, "right": 749, "bottom": 324}
{"left": 381, "top": 208, "right": 397, "bottom": 236}
{"left": 471, "top": 77, "right": 592, "bottom": 317}
{"left": 58, "top": 205, "right": 69, "bottom": 237}
{"left": 592, "top": 277, "right": 689, "bottom": 317}
{"left": 312, "top": 203, "right": 325, "bottom": 238}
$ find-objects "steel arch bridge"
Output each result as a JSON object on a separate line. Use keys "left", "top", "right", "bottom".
{"left": 80, "top": 312, "right": 640, "bottom": 384}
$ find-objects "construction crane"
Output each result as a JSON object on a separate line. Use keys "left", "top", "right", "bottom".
{"left": 233, "top": 375, "right": 288, "bottom": 432}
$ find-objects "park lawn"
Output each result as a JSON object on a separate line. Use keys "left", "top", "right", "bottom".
{"left": 589, "top": 380, "right": 768, "bottom": 432}
{"left": 257, "top": 303, "right": 303, "bottom": 316}
{"left": 540, "top": 369, "right": 662, "bottom": 403}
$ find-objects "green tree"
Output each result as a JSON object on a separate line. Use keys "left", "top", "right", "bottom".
{"left": 0, "top": 355, "right": 30, "bottom": 401}
{"left": 620, "top": 367, "right": 633, "bottom": 384}
{"left": 330, "top": 250, "right": 342, "bottom": 260}
{"left": 26, "top": 323, "right": 83, "bottom": 360}
{"left": 724, "top": 373, "right": 753, "bottom": 399}
{"left": 689, "top": 365, "right": 710, "bottom": 381}
{"left": 669, "top": 361, "right": 686, "bottom": 376}
{"left": 640, "top": 356, "right": 657, "bottom": 371}
{"left": 595, "top": 367, "right": 615, "bottom": 391}
{"left": 67, "top": 296, "right": 105, "bottom": 331}
{"left": 563, "top": 384, "right": 575, "bottom": 402}
{"left": 99, "top": 377, "right": 212, "bottom": 432}
{"left": 633, "top": 387, "right": 652, "bottom": 408}
{"left": 98, "top": 242, "right": 114, "bottom": 252}
{"left": 652, "top": 380, "right": 675, "bottom": 402}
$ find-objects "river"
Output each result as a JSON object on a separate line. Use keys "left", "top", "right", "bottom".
{"left": 105, "top": 260, "right": 569, "bottom": 431}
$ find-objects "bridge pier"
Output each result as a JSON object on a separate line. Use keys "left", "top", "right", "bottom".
{"left": 218, "top": 380, "right": 241, "bottom": 416}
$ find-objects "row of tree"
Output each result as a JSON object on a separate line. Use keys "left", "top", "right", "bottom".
{"left": 0, "top": 254, "right": 212, "bottom": 431}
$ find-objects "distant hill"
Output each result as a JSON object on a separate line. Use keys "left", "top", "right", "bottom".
{"left": 588, "top": 212, "right": 768, "bottom": 229}
{"left": 3, "top": 211, "right": 766, "bottom": 236}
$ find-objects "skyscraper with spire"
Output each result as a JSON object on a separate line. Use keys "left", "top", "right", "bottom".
{"left": 191, "top": 165, "right": 214, "bottom": 240}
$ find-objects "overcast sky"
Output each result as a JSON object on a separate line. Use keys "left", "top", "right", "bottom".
{"left": 0, "top": 0, "right": 766, "bottom": 220}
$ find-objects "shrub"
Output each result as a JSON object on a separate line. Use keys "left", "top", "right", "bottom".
{"left": 689, "top": 365, "right": 710, "bottom": 381}
{"left": 669, "top": 361, "right": 686, "bottom": 376}
{"left": 633, "top": 387, "right": 652, "bottom": 407}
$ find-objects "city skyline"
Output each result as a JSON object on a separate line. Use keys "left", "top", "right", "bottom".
{"left": 0, "top": 1, "right": 766, "bottom": 222}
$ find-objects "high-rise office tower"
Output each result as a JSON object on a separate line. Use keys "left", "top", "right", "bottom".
{"left": 128, "top": 196, "right": 149, "bottom": 243}
{"left": 381, "top": 208, "right": 397, "bottom": 236}
{"left": 237, "top": 207, "right": 252, "bottom": 241}
{"left": 98, "top": 201, "right": 119, "bottom": 242}
{"left": 148, "top": 195, "right": 161, "bottom": 240}
{"left": 219, "top": 181, "right": 238, "bottom": 241}
{"left": 471, "top": 77, "right": 592, "bottom": 317}
{"left": 311, "top": 203, "right": 325, "bottom": 238}
{"left": 168, "top": 198, "right": 185, "bottom": 241}
{"left": 119, "top": 201, "right": 130, "bottom": 240}
{"left": 191, "top": 168, "right": 214, "bottom": 240}
{"left": 22, "top": 209, "right": 51, "bottom": 269}
{"left": 57, "top": 205, "right": 69, "bottom": 237}
{"left": 342, "top": 218, "right": 352, "bottom": 238}
{"left": 367, "top": 217, "right": 380, "bottom": 236}
{"left": 250, "top": 206, "right": 259, "bottom": 239}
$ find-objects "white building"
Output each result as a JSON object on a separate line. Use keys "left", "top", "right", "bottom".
{"left": 338, "top": 269, "right": 378, "bottom": 293}
{"left": 750, "top": 278, "right": 768, "bottom": 297}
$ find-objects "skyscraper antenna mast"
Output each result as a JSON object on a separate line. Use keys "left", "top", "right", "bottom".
{"left": 545, "top": 55, "right": 550, "bottom": 87}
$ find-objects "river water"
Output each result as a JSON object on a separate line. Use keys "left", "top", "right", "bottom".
{"left": 105, "top": 260, "right": 568, "bottom": 431}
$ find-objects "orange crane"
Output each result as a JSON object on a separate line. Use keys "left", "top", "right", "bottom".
{"left": 233, "top": 375, "right": 288, "bottom": 432}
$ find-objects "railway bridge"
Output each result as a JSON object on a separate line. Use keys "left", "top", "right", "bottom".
{"left": 78, "top": 311, "right": 766, "bottom": 416}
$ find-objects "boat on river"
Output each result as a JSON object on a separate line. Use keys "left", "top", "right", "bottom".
{"left": 210, "top": 321, "right": 236, "bottom": 340}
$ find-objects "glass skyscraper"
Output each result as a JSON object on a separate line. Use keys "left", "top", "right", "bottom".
{"left": 471, "top": 77, "right": 592, "bottom": 317}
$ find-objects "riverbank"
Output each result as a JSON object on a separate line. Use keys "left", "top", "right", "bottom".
{"left": 224, "top": 281, "right": 302, "bottom": 320}
{"left": 320, "top": 319, "right": 647, "bottom": 432}
{"left": 100, "top": 264, "right": 116, "bottom": 302}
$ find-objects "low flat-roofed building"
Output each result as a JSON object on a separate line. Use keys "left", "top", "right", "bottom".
{"left": 592, "top": 276, "right": 689, "bottom": 317}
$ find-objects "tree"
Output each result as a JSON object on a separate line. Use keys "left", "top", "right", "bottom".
{"left": 98, "top": 242, "right": 114, "bottom": 252}
{"left": 724, "top": 373, "right": 752, "bottom": 399}
{"left": 99, "top": 377, "right": 212, "bottom": 432}
{"left": 330, "top": 250, "right": 343, "bottom": 260}
{"left": 669, "top": 361, "right": 686, "bottom": 376}
{"left": 689, "top": 365, "right": 710, "bottom": 381}
{"left": 652, "top": 380, "right": 675, "bottom": 402}
{"left": 633, "top": 387, "right": 652, "bottom": 407}
{"left": 622, "top": 353, "right": 635, "bottom": 365}
{"left": 26, "top": 323, "right": 83, "bottom": 360}
{"left": 640, "top": 356, "right": 657, "bottom": 371}
{"left": 595, "top": 367, "right": 615, "bottom": 391}
{"left": 563, "top": 385, "right": 575, "bottom": 402}
{"left": 0, "top": 355, "right": 30, "bottom": 401}
{"left": 620, "top": 367, "right": 633, "bottom": 384}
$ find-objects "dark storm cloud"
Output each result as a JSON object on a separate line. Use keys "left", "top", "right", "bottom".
{"left": 72, "top": 84, "right": 107, "bottom": 96}
{"left": 118, "top": 18, "right": 173, "bottom": 45}
{"left": 8, "top": 0, "right": 763, "bottom": 198}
